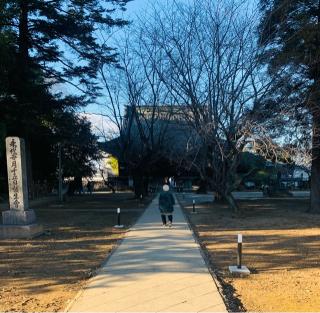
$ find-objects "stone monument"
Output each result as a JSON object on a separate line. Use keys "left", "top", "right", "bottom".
{"left": 0, "top": 137, "right": 43, "bottom": 238}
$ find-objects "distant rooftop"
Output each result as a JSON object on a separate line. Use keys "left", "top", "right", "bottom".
{"left": 124, "top": 104, "right": 194, "bottom": 122}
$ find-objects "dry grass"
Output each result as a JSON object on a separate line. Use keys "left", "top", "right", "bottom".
{"left": 178, "top": 196, "right": 320, "bottom": 312}
{"left": 0, "top": 192, "right": 150, "bottom": 312}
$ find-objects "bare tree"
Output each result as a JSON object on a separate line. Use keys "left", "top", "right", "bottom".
{"left": 137, "top": 0, "right": 276, "bottom": 211}
{"left": 98, "top": 33, "right": 179, "bottom": 196}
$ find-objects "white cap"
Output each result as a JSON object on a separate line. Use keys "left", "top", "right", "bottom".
{"left": 163, "top": 184, "right": 169, "bottom": 191}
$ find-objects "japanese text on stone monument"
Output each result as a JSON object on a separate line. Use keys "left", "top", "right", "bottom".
{"left": 6, "top": 137, "right": 29, "bottom": 210}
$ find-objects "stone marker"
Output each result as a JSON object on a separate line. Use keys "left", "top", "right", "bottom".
{"left": 0, "top": 137, "right": 43, "bottom": 238}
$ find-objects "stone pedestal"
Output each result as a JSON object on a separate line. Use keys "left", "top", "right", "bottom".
{"left": 2, "top": 209, "right": 36, "bottom": 225}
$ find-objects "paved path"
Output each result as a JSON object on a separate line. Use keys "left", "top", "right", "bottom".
{"left": 182, "top": 191, "right": 265, "bottom": 203}
{"left": 182, "top": 191, "right": 311, "bottom": 204}
{"left": 67, "top": 195, "right": 226, "bottom": 312}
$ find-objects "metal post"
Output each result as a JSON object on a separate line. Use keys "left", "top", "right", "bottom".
{"left": 58, "top": 143, "right": 63, "bottom": 202}
{"left": 237, "top": 234, "right": 242, "bottom": 269}
{"left": 117, "top": 207, "right": 121, "bottom": 226}
{"left": 114, "top": 207, "right": 124, "bottom": 228}
{"left": 192, "top": 199, "right": 195, "bottom": 213}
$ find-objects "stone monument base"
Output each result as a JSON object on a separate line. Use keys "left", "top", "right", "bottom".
{"left": 0, "top": 224, "right": 43, "bottom": 239}
{"left": 2, "top": 209, "right": 36, "bottom": 225}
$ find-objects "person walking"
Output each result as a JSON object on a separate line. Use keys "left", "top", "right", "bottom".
{"left": 159, "top": 184, "right": 175, "bottom": 227}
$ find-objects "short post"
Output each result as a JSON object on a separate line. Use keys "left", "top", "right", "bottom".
{"left": 228, "top": 233, "right": 250, "bottom": 276}
{"left": 114, "top": 207, "right": 124, "bottom": 228}
{"left": 237, "top": 234, "right": 242, "bottom": 269}
{"left": 117, "top": 207, "right": 121, "bottom": 226}
{"left": 191, "top": 199, "right": 197, "bottom": 214}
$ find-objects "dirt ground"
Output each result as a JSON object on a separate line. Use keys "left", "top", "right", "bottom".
{"left": 178, "top": 196, "right": 320, "bottom": 312}
{"left": 0, "top": 192, "right": 150, "bottom": 312}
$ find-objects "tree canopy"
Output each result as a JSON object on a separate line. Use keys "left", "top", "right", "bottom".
{"left": 0, "top": 0, "right": 130, "bottom": 195}
{"left": 259, "top": 0, "right": 320, "bottom": 212}
{"left": 1, "top": 0, "right": 130, "bottom": 99}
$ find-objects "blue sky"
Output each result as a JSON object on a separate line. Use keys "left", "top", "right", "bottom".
{"left": 80, "top": 0, "right": 259, "bottom": 135}
{"left": 126, "top": 0, "right": 151, "bottom": 15}
{"left": 80, "top": 0, "right": 157, "bottom": 134}
{"left": 82, "top": 0, "right": 168, "bottom": 132}
{"left": 85, "top": 0, "right": 153, "bottom": 114}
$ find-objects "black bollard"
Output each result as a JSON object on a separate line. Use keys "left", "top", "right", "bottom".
{"left": 114, "top": 208, "right": 124, "bottom": 228}
{"left": 192, "top": 199, "right": 195, "bottom": 213}
{"left": 117, "top": 207, "right": 121, "bottom": 226}
{"left": 237, "top": 234, "right": 242, "bottom": 269}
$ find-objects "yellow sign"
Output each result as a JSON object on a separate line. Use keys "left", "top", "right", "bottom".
{"left": 105, "top": 155, "right": 119, "bottom": 176}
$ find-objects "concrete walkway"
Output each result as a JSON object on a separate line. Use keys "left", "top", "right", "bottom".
{"left": 67, "top": 195, "right": 227, "bottom": 313}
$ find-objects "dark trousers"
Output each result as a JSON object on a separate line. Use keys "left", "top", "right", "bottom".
{"left": 161, "top": 214, "right": 173, "bottom": 224}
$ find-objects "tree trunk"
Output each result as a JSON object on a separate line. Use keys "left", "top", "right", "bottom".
{"left": 18, "top": 1, "right": 35, "bottom": 199}
{"left": 309, "top": 112, "right": 320, "bottom": 213}
{"left": 197, "top": 178, "right": 208, "bottom": 194}
{"left": 309, "top": 2, "right": 320, "bottom": 213}
{"left": 143, "top": 176, "right": 149, "bottom": 196}
{"left": 25, "top": 140, "right": 34, "bottom": 200}
{"left": 225, "top": 192, "right": 240, "bottom": 213}
{"left": 133, "top": 174, "right": 144, "bottom": 198}
{"left": 214, "top": 187, "right": 240, "bottom": 213}
{"left": 214, "top": 191, "right": 224, "bottom": 201}
{"left": 18, "top": 0, "right": 29, "bottom": 78}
